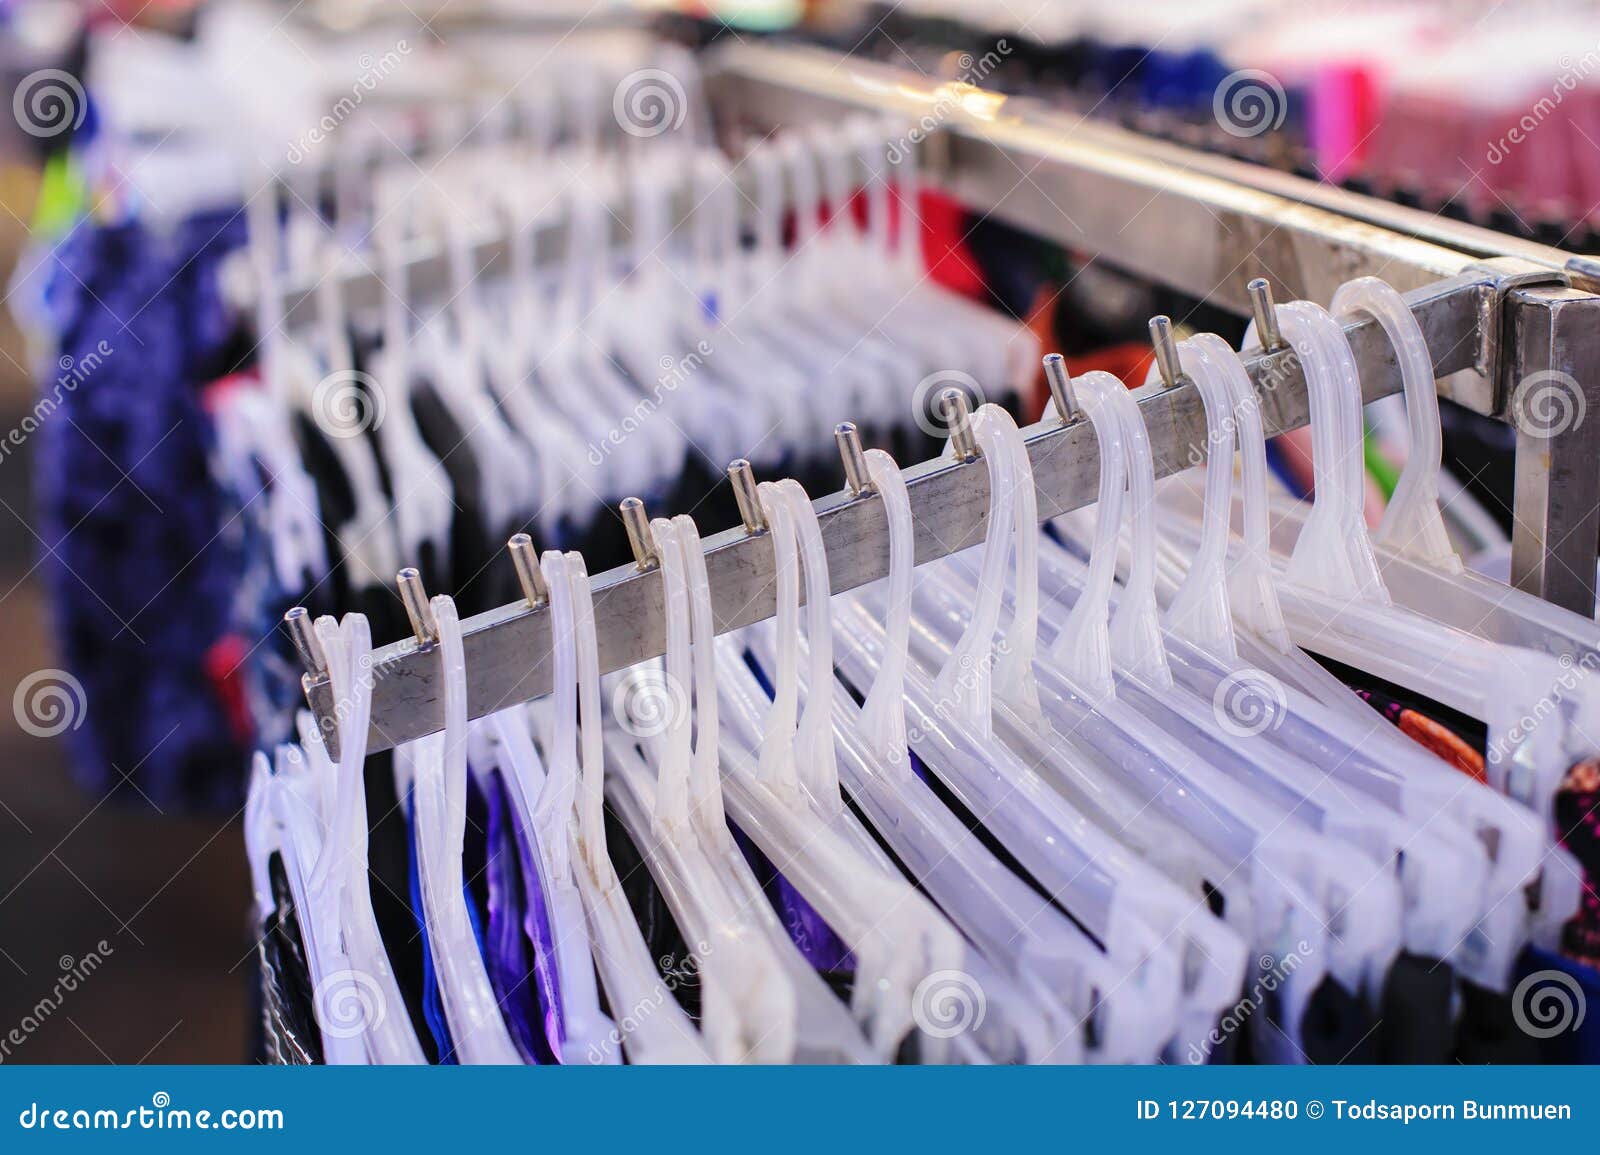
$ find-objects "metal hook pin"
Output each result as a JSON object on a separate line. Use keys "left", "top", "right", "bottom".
{"left": 943, "top": 388, "right": 979, "bottom": 461}
{"left": 728, "top": 460, "right": 766, "bottom": 534}
{"left": 1149, "top": 315, "right": 1186, "bottom": 389}
{"left": 620, "top": 497, "right": 659, "bottom": 571}
{"left": 1247, "top": 277, "right": 1285, "bottom": 352}
{"left": 397, "top": 567, "right": 438, "bottom": 647}
{"left": 507, "top": 533, "right": 548, "bottom": 609}
{"left": 835, "top": 422, "right": 873, "bottom": 496}
{"left": 1042, "top": 353, "right": 1078, "bottom": 423}
{"left": 284, "top": 606, "right": 329, "bottom": 680}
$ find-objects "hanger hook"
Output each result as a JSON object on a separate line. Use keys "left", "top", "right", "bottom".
{"left": 1248, "top": 277, "right": 1286, "bottom": 352}
{"left": 835, "top": 422, "right": 873, "bottom": 496}
{"left": 1042, "top": 352, "right": 1078, "bottom": 423}
{"left": 942, "top": 388, "right": 979, "bottom": 461}
{"left": 507, "top": 533, "right": 548, "bottom": 609}
{"left": 728, "top": 460, "right": 766, "bottom": 534}
{"left": 1148, "top": 316, "right": 1187, "bottom": 389}
{"left": 283, "top": 606, "right": 329, "bottom": 680}
{"left": 397, "top": 567, "right": 439, "bottom": 647}
{"left": 620, "top": 497, "right": 660, "bottom": 571}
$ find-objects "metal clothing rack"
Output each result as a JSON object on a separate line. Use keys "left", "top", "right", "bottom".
{"left": 291, "top": 41, "right": 1600, "bottom": 761}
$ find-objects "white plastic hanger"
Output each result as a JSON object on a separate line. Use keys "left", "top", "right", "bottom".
{"left": 665, "top": 513, "right": 876, "bottom": 1063}
{"left": 368, "top": 180, "right": 454, "bottom": 578}
{"left": 710, "top": 483, "right": 969, "bottom": 1061}
{"left": 542, "top": 549, "right": 710, "bottom": 1064}
{"left": 901, "top": 394, "right": 1354, "bottom": 1062}
{"left": 1036, "top": 350, "right": 1480, "bottom": 989}
{"left": 1231, "top": 302, "right": 1600, "bottom": 822}
{"left": 1120, "top": 329, "right": 1573, "bottom": 993}
{"left": 601, "top": 516, "right": 799, "bottom": 1063}
{"left": 404, "top": 594, "right": 522, "bottom": 1063}
{"left": 304, "top": 614, "right": 426, "bottom": 1063}
{"left": 831, "top": 404, "right": 1202, "bottom": 1062}
{"left": 284, "top": 238, "right": 399, "bottom": 590}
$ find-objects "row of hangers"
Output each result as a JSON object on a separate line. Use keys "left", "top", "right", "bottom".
{"left": 250, "top": 269, "right": 1596, "bottom": 1064}
{"left": 223, "top": 56, "right": 1038, "bottom": 616}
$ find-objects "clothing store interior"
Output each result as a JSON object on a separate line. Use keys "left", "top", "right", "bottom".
{"left": 5, "top": 0, "right": 1600, "bottom": 1065}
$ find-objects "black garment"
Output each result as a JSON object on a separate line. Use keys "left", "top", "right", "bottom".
{"left": 258, "top": 853, "right": 323, "bottom": 1065}
{"left": 364, "top": 751, "right": 438, "bottom": 1062}
{"left": 1300, "top": 975, "right": 1378, "bottom": 1064}
{"left": 1378, "top": 952, "right": 1455, "bottom": 1063}
{"left": 409, "top": 385, "right": 507, "bottom": 615}
{"left": 1455, "top": 978, "right": 1543, "bottom": 1063}
{"left": 602, "top": 807, "right": 701, "bottom": 1023}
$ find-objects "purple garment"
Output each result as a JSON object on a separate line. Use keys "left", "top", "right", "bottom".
{"left": 480, "top": 769, "right": 551, "bottom": 1063}
{"left": 510, "top": 813, "right": 568, "bottom": 1060}
{"left": 38, "top": 208, "right": 252, "bottom": 810}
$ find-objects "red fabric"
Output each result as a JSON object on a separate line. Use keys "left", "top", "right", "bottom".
{"left": 204, "top": 634, "right": 255, "bottom": 748}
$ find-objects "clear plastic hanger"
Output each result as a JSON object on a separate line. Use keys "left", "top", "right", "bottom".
{"left": 875, "top": 119, "right": 1040, "bottom": 403}
{"left": 243, "top": 744, "right": 352, "bottom": 1062}
{"left": 634, "top": 514, "right": 876, "bottom": 1064}
{"left": 731, "top": 142, "right": 870, "bottom": 450}
{"left": 302, "top": 614, "right": 426, "bottom": 1063}
{"left": 1120, "top": 332, "right": 1573, "bottom": 992}
{"left": 284, "top": 237, "right": 399, "bottom": 590}
{"left": 829, "top": 404, "right": 1200, "bottom": 1062}
{"left": 234, "top": 191, "right": 328, "bottom": 593}
{"left": 600, "top": 515, "right": 799, "bottom": 1063}
{"left": 403, "top": 594, "right": 522, "bottom": 1063}
{"left": 1244, "top": 277, "right": 1600, "bottom": 668}
{"left": 367, "top": 177, "right": 454, "bottom": 577}
{"left": 476, "top": 544, "right": 618, "bottom": 1064}
{"left": 703, "top": 148, "right": 827, "bottom": 465}
{"left": 708, "top": 482, "right": 970, "bottom": 1062}
{"left": 745, "top": 443, "right": 1138, "bottom": 1062}
{"left": 1030, "top": 352, "right": 1480, "bottom": 991}
{"left": 1230, "top": 301, "right": 1600, "bottom": 820}
{"left": 423, "top": 178, "right": 539, "bottom": 540}
{"left": 540, "top": 549, "right": 710, "bottom": 1064}
{"left": 897, "top": 394, "right": 1371, "bottom": 1062}
{"left": 478, "top": 699, "right": 619, "bottom": 1064}
{"left": 818, "top": 120, "right": 979, "bottom": 405}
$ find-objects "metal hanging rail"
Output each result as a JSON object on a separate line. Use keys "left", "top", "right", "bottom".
{"left": 290, "top": 43, "right": 1600, "bottom": 759}
{"left": 707, "top": 42, "right": 1600, "bottom": 615}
